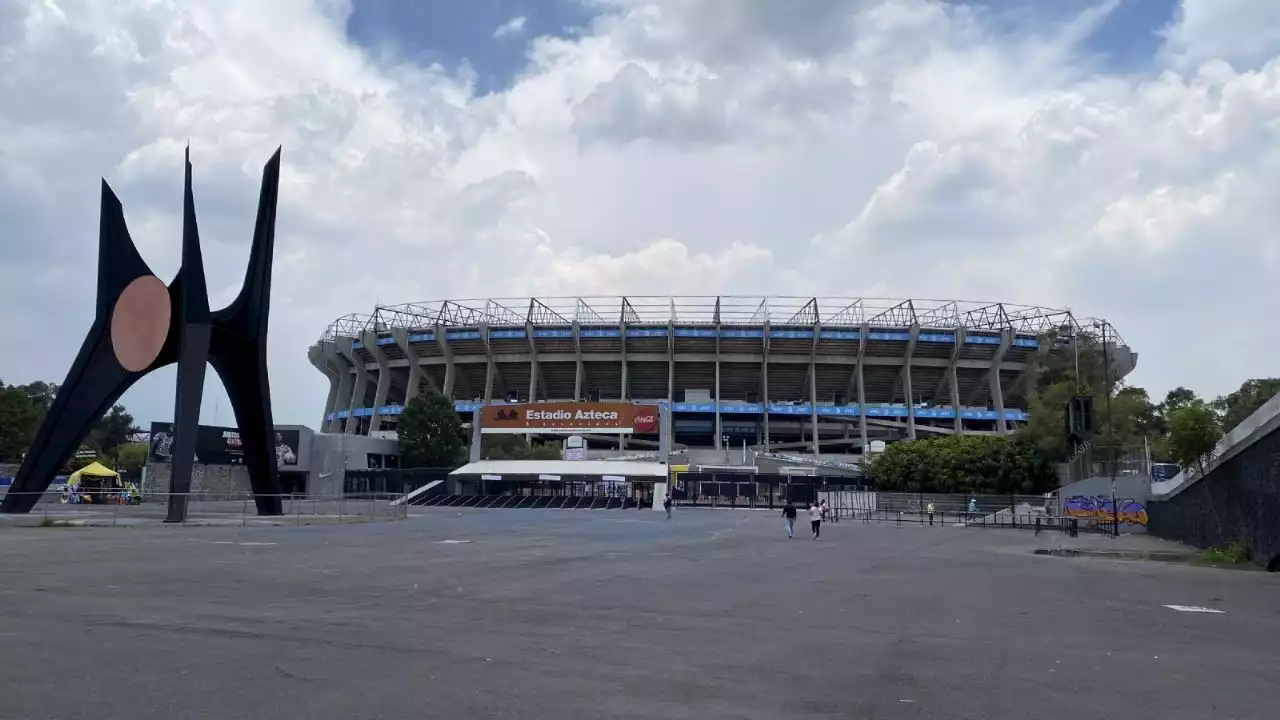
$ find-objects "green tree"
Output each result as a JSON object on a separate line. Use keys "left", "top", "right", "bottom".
{"left": 864, "top": 434, "right": 1057, "bottom": 495}
{"left": 481, "top": 434, "right": 562, "bottom": 460}
{"left": 1212, "top": 378, "right": 1280, "bottom": 434}
{"left": 0, "top": 385, "right": 40, "bottom": 462}
{"left": 116, "top": 442, "right": 150, "bottom": 472}
{"left": 1167, "top": 403, "right": 1223, "bottom": 477}
{"left": 19, "top": 381, "right": 58, "bottom": 417}
{"left": 1020, "top": 328, "right": 1168, "bottom": 462}
{"left": 397, "top": 392, "right": 467, "bottom": 468}
{"left": 88, "top": 404, "right": 137, "bottom": 459}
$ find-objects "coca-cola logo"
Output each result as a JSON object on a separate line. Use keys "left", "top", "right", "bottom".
{"left": 633, "top": 412, "right": 658, "bottom": 433}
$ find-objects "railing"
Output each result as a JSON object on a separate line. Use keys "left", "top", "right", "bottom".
{"left": 0, "top": 491, "right": 409, "bottom": 526}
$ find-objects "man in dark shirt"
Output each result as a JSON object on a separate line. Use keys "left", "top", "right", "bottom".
{"left": 782, "top": 502, "right": 798, "bottom": 538}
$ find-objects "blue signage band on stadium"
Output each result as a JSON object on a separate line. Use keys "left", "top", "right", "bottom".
{"left": 965, "top": 334, "right": 1002, "bottom": 345}
{"left": 533, "top": 328, "right": 574, "bottom": 338}
{"left": 327, "top": 403, "right": 1029, "bottom": 422}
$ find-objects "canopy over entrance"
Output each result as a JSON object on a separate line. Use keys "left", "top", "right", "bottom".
{"left": 68, "top": 462, "right": 119, "bottom": 486}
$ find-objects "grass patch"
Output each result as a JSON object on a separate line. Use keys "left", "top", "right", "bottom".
{"left": 1199, "top": 539, "right": 1252, "bottom": 565}
{"left": 36, "top": 517, "right": 79, "bottom": 528}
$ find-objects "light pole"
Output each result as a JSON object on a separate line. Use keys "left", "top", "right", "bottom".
{"left": 1100, "top": 320, "right": 1118, "bottom": 538}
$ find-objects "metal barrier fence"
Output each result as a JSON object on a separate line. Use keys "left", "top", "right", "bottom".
{"left": 671, "top": 472, "right": 870, "bottom": 508}
{"left": 0, "top": 491, "right": 409, "bottom": 526}
{"left": 820, "top": 491, "right": 1091, "bottom": 535}
{"left": 830, "top": 506, "right": 1079, "bottom": 536}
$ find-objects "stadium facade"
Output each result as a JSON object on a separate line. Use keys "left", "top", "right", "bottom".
{"left": 309, "top": 297, "right": 1136, "bottom": 455}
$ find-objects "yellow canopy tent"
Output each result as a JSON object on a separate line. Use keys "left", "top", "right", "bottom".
{"left": 67, "top": 461, "right": 118, "bottom": 487}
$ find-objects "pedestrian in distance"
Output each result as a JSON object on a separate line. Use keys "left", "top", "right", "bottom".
{"left": 663, "top": 494, "right": 672, "bottom": 520}
{"left": 809, "top": 501, "right": 822, "bottom": 539}
{"left": 926, "top": 501, "right": 936, "bottom": 526}
{"left": 782, "top": 501, "right": 797, "bottom": 538}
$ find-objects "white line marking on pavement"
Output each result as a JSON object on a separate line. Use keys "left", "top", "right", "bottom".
{"left": 1163, "top": 604, "right": 1224, "bottom": 614}
{"left": 436, "top": 540, "right": 473, "bottom": 544}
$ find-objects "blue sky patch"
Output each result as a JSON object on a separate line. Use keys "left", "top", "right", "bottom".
{"left": 345, "top": 0, "right": 596, "bottom": 94}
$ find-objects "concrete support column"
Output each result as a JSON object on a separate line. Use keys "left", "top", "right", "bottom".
{"left": 620, "top": 322, "right": 629, "bottom": 401}
{"left": 809, "top": 360, "right": 819, "bottom": 456}
{"left": 991, "top": 329, "right": 1012, "bottom": 434}
{"left": 361, "top": 331, "right": 392, "bottom": 432}
{"left": 666, "top": 321, "right": 675, "bottom": 403}
{"left": 903, "top": 326, "right": 918, "bottom": 441}
{"left": 762, "top": 322, "right": 771, "bottom": 450}
{"left": 618, "top": 323, "right": 628, "bottom": 450}
{"left": 933, "top": 326, "right": 965, "bottom": 409}
{"left": 949, "top": 365, "right": 963, "bottom": 434}
{"left": 526, "top": 322, "right": 539, "bottom": 402}
{"left": 714, "top": 335, "right": 722, "bottom": 451}
{"left": 323, "top": 343, "right": 353, "bottom": 434}
{"left": 484, "top": 359, "right": 495, "bottom": 403}
{"left": 809, "top": 323, "right": 820, "bottom": 456}
{"left": 435, "top": 325, "right": 456, "bottom": 399}
{"left": 857, "top": 324, "right": 869, "bottom": 453}
{"left": 572, "top": 322, "right": 583, "bottom": 401}
{"left": 321, "top": 371, "right": 341, "bottom": 429}
{"left": 336, "top": 337, "right": 370, "bottom": 435}
{"left": 309, "top": 345, "right": 342, "bottom": 430}
{"left": 392, "top": 328, "right": 428, "bottom": 401}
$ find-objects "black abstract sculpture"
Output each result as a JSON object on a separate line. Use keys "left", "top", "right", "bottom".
{"left": 0, "top": 148, "right": 285, "bottom": 521}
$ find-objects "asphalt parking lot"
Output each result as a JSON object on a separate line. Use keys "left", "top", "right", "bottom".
{"left": 0, "top": 507, "right": 1276, "bottom": 719}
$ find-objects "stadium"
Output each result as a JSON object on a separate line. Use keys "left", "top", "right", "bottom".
{"left": 309, "top": 296, "right": 1136, "bottom": 459}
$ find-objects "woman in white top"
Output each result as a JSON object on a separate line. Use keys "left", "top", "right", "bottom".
{"left": 809, "top": 502, "right": 822, "bottom": 539}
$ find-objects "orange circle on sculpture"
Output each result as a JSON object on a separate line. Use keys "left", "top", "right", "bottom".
{"left": 110, "top": 275, "right": 171, "bottom": 372}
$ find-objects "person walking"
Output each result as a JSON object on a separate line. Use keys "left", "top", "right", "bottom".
{"left": 926, "top": 501, "right": 936, "bottom": 526}
{"left": 782, "top": 501, "right": 798, "bottom": 538}
{"left": 809, "top": 501, "right": 822, "bottom": 539}
{"left": 663, "top": 494, "right": 673, "bottom": 520}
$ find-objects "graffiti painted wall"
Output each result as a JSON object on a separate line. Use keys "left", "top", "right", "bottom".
{"left": 1063, "top": 495, "right": 1149, "bottom": 529}
{"left": 1055, "top": 475, "right": 1152, "bottom": 533}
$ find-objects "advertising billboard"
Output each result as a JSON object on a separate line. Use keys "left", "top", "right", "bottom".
{"left": 480, "top": 402, "right": 659, "bottom": 435}
{"left": 149, "top": 422, "right": 300, "bottom": 468}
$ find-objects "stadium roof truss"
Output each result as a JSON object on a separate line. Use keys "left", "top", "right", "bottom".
{"left": 322, "top": 296, "right": 1123, "bottom": 345}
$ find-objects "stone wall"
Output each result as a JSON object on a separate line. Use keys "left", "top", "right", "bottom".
{"left": 144, "top": 462, "right": 253, "bottom": 498}
{"left": 1147, "top": 424, "right": 1280, "bottom": 569}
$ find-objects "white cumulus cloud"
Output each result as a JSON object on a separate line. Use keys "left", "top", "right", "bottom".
{"left": 492, "top": 15, "right": 528, "bottom": 40}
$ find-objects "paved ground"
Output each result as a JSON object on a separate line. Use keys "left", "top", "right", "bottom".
{"left": 0, "top": 498, "right": 404, "bottom": 527}
{"left": 0, "top": 507, "right": 1276, "bottom": 719}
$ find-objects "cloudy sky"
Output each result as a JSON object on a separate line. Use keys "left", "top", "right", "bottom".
{"left": 1, "top": 0, "right": 1277, "bottom": 429}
